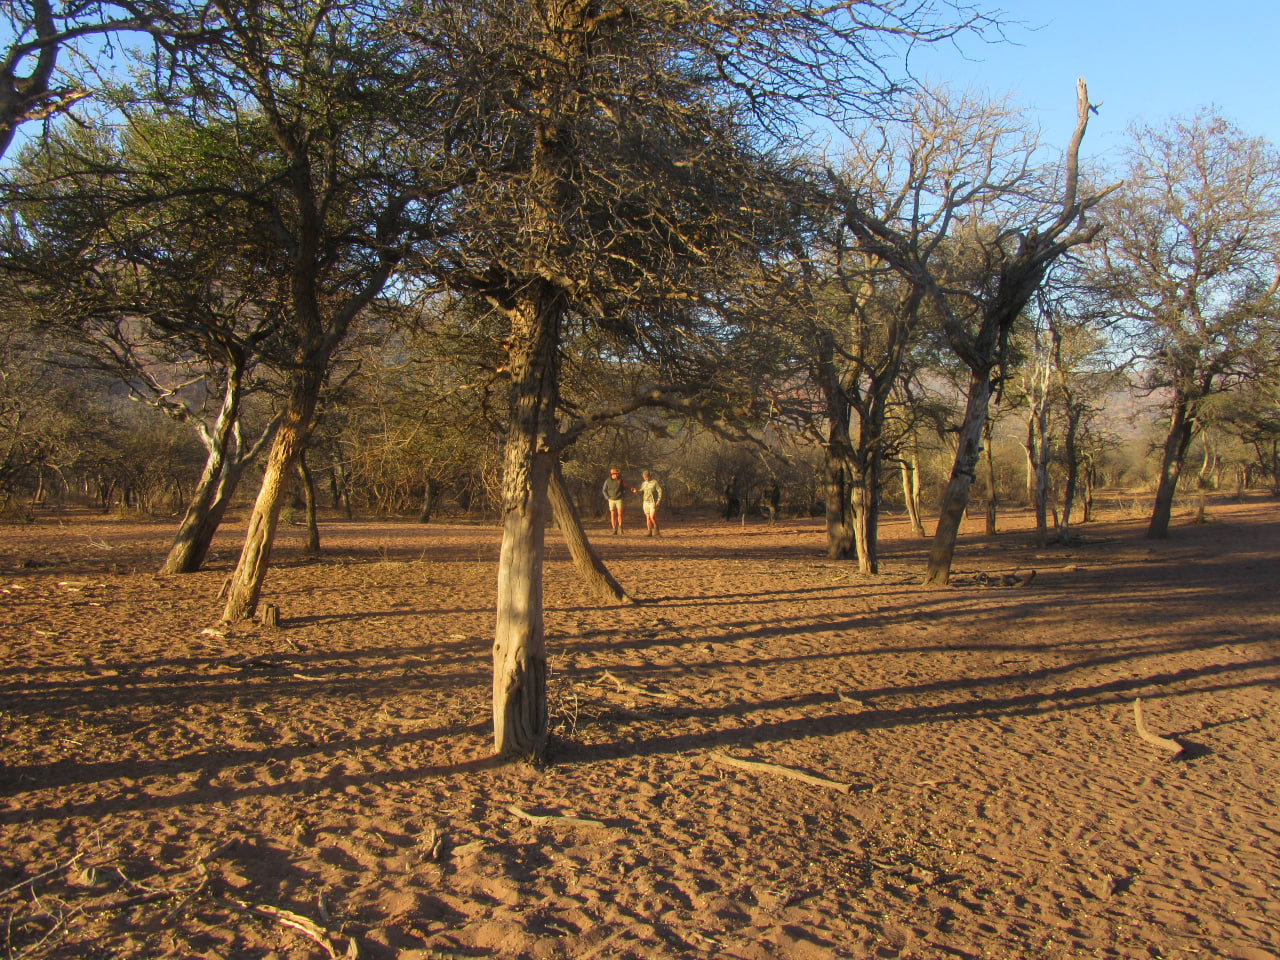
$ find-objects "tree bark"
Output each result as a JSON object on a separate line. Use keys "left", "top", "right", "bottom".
{"left": 547, "top": 459, "right": 632, "bottom": 604}
{"left": 848, "top": 453, "right": 882, "bottom": 574}
{"left": 159, "top": 365, "right": 244, "bottom": 575}
{"left": 1058, "top": 403, "right": 1081, "bottom": 542}
{"left": 222, "top": 373, "right": 321, "bottom": 621}
{"left": 298, "top": 449, "right": 321, "bottom": 555}
{"left": 1148, "top": 395, "right": 1196, "bottom": 539}
{"left": 900, "top": 448, "right": 926, "bottom": 537}
{"left": 493, "top": 289, "right": 561, "bottom": 761}
{"left": 925, "top": 370, "right": 992, "bottom": 586}
{"left": 983, "top": 417, "right": 998, "bottom": 536}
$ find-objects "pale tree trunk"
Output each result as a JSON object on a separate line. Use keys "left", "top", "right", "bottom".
{"left": 983, "top": 418, "right": 998, "bottom": 536}
{"left": 1148, "top": 396, "right": 1196, "bottom": 539}
{"left": 1193, "top": 430, "right": 1214, "bottom": 524}
{"left": 298, "top": 449, "right": 321, "bottom": 555}
{"left": 493, "top": 290, "right": 561, "bottom": 761}
{"left": 159, "top": 368, "right": 243, "bottom": 575}
{"left": 926, "top": 371, "right": 992, "bottom": 586}
{"left": 1082, "top": 457, "right": 1096, "bottom": 523}
{"left": 849, "top": 444, "right": 885, "bottom": 574}
{"left": 222, "top": 374, "right": 321, "bottom": 621}
{"left": 547, "top": 458, "right": 632, "bottom": 604}
{"left": 1031, "top": 410, "right": 1051, "bottom": 546}
{"left": 900, "top": 447, "right": 926, "bottom": 537}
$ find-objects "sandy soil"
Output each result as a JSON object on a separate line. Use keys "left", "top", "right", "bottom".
{"left": 1, "top": 496, "right": 1277, "bottom": 960}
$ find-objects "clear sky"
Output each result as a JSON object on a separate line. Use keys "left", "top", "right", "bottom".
{"left": 905, "top": 1, "right": 1278, "bottom": 163}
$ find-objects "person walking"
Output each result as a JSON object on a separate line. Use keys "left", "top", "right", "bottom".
{"left": 602, "top": 467, "right": 630, "bottom": 534}
{"left": 639, "top": 470, "right": 663, "bottom": 536}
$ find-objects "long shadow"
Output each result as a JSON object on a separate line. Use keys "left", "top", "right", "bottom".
{"left": 0, "top": 654, "right": 489, "bottom": 717}
{"left": 559, "top": 654, "right": 1280, "bottom": 765}
{"left": 2, "top": 745, "right": 503, "bottom": 825}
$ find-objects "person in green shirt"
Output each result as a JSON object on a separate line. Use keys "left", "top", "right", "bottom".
{"left": 639, "top": 470, "right": 663, "bottom": 537}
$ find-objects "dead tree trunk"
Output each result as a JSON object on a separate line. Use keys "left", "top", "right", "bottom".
{"left": 548, "top": 459, "right": 632, "bottom": 604}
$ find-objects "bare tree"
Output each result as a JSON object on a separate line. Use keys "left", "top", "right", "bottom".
{"left": 1092, "top": 111, "right": 1280, "bottom": 538}
{"left": 840, "top": 80, "right": 1116, "bottom": 585}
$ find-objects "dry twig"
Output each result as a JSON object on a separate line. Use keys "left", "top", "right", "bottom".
{"left": 710, "top": 752, "right": 858, "bottom": 794}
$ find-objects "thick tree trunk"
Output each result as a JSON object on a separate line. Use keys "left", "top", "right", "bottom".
{"left": 222, "top": 375, "right": 321, "bottom": 621}
{"left": 849, "top": 452, "right": 882, "bottom": 575}
{"left": 1148, "top": 397, "right": 1196, "bottom": 539}
{"left": 298, "top": 450, "right": 321, "bottom": 555}
{"left": 925, "top": 371, "right": 992, "bottom": 586}
{"left": 824, "top": 450, "right": 854, "bottom": 560}
{"left": 548, "top": 459, "right": 632, "bottom": 604}
{"left": 493, "top": 290, "right": 561, "bottom": 761}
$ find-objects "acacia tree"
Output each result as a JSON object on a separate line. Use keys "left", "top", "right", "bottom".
{"left": 101, "top": 0, "right": 462, "bottom": 621}
{"left": 841, "top": 80, "right": 1116, "bottom": 585}
{"left": 404, "top": 0, "right": 994, "bottom": 760}
{"left": 1093, "top": 112, "right": 1280, "bottom": 538}
{"left": 8, "top": 115, "right": 297, "bottom": 573}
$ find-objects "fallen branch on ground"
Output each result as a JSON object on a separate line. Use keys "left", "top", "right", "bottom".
{"left": 228, "top": 899, "right": 358, "bottom": 959}
{"left": 710, "top": 752, "right": 857, "bottom": 794}
{"left": 1133, "top": 698, "right": 1184, "bottom": 758}
{"left": 596, "top": 670, "right": 680, "bottom": 702}
{"left": 508, "top": 805, "right": 609, "bottom": 830}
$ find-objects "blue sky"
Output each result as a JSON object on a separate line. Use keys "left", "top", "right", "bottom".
{"left": 905, "top": 1, "right": 1278, "bottom": 163}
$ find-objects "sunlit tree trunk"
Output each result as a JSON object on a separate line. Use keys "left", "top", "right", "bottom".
{"left": 926, "top": 370, "right": 992, "bottom": 586}
{"left": 983, "top": 418, "right": 998, "bottom": 536}
{"left": 493, "top": 289, "right": 562, "bottom": 760}
{"left": 900, "top": 447, "right": 926, "bottom": 537}
{"left": 222, "top": 371, "right": 321, "bottom": 620}
{"left": 1148, "top": 395, "right": 1196, "bottom": 539}
{"left": 160, "top": 365, "right": 244, "bottom": 575}
{"left": 548, "top": 458, "right": 632, "bottom": 604}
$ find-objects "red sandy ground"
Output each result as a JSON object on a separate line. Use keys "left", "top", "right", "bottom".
{"left": 0, "top": 497, "right": 1277, "bottom": 960}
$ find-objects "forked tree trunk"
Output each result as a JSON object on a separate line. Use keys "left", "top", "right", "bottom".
{"left": 160, "top": 368, "right": 244, "bottom": 576}
{"left": 849, "top": 454, "right": 882, "bottom": 574}
{"left": 925, "top": 371, "right": 992, "bottom": 586}
{"left": 298, "top": 450, "right": 321, "bottom": 555}
{"left": 1148, "top": 396, "right": 1196, "bottom": 539}
{"left": 900, "top": 451, "right": 926, "bottom": 537}
{"left": 547, "top": 459, "right": 632, "bottom": 604}
{"left": 222, "top": 375, "right": 321, "bottom": 621}
{"left": 493, "top": 290, "right": 561, "bottom": 761}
